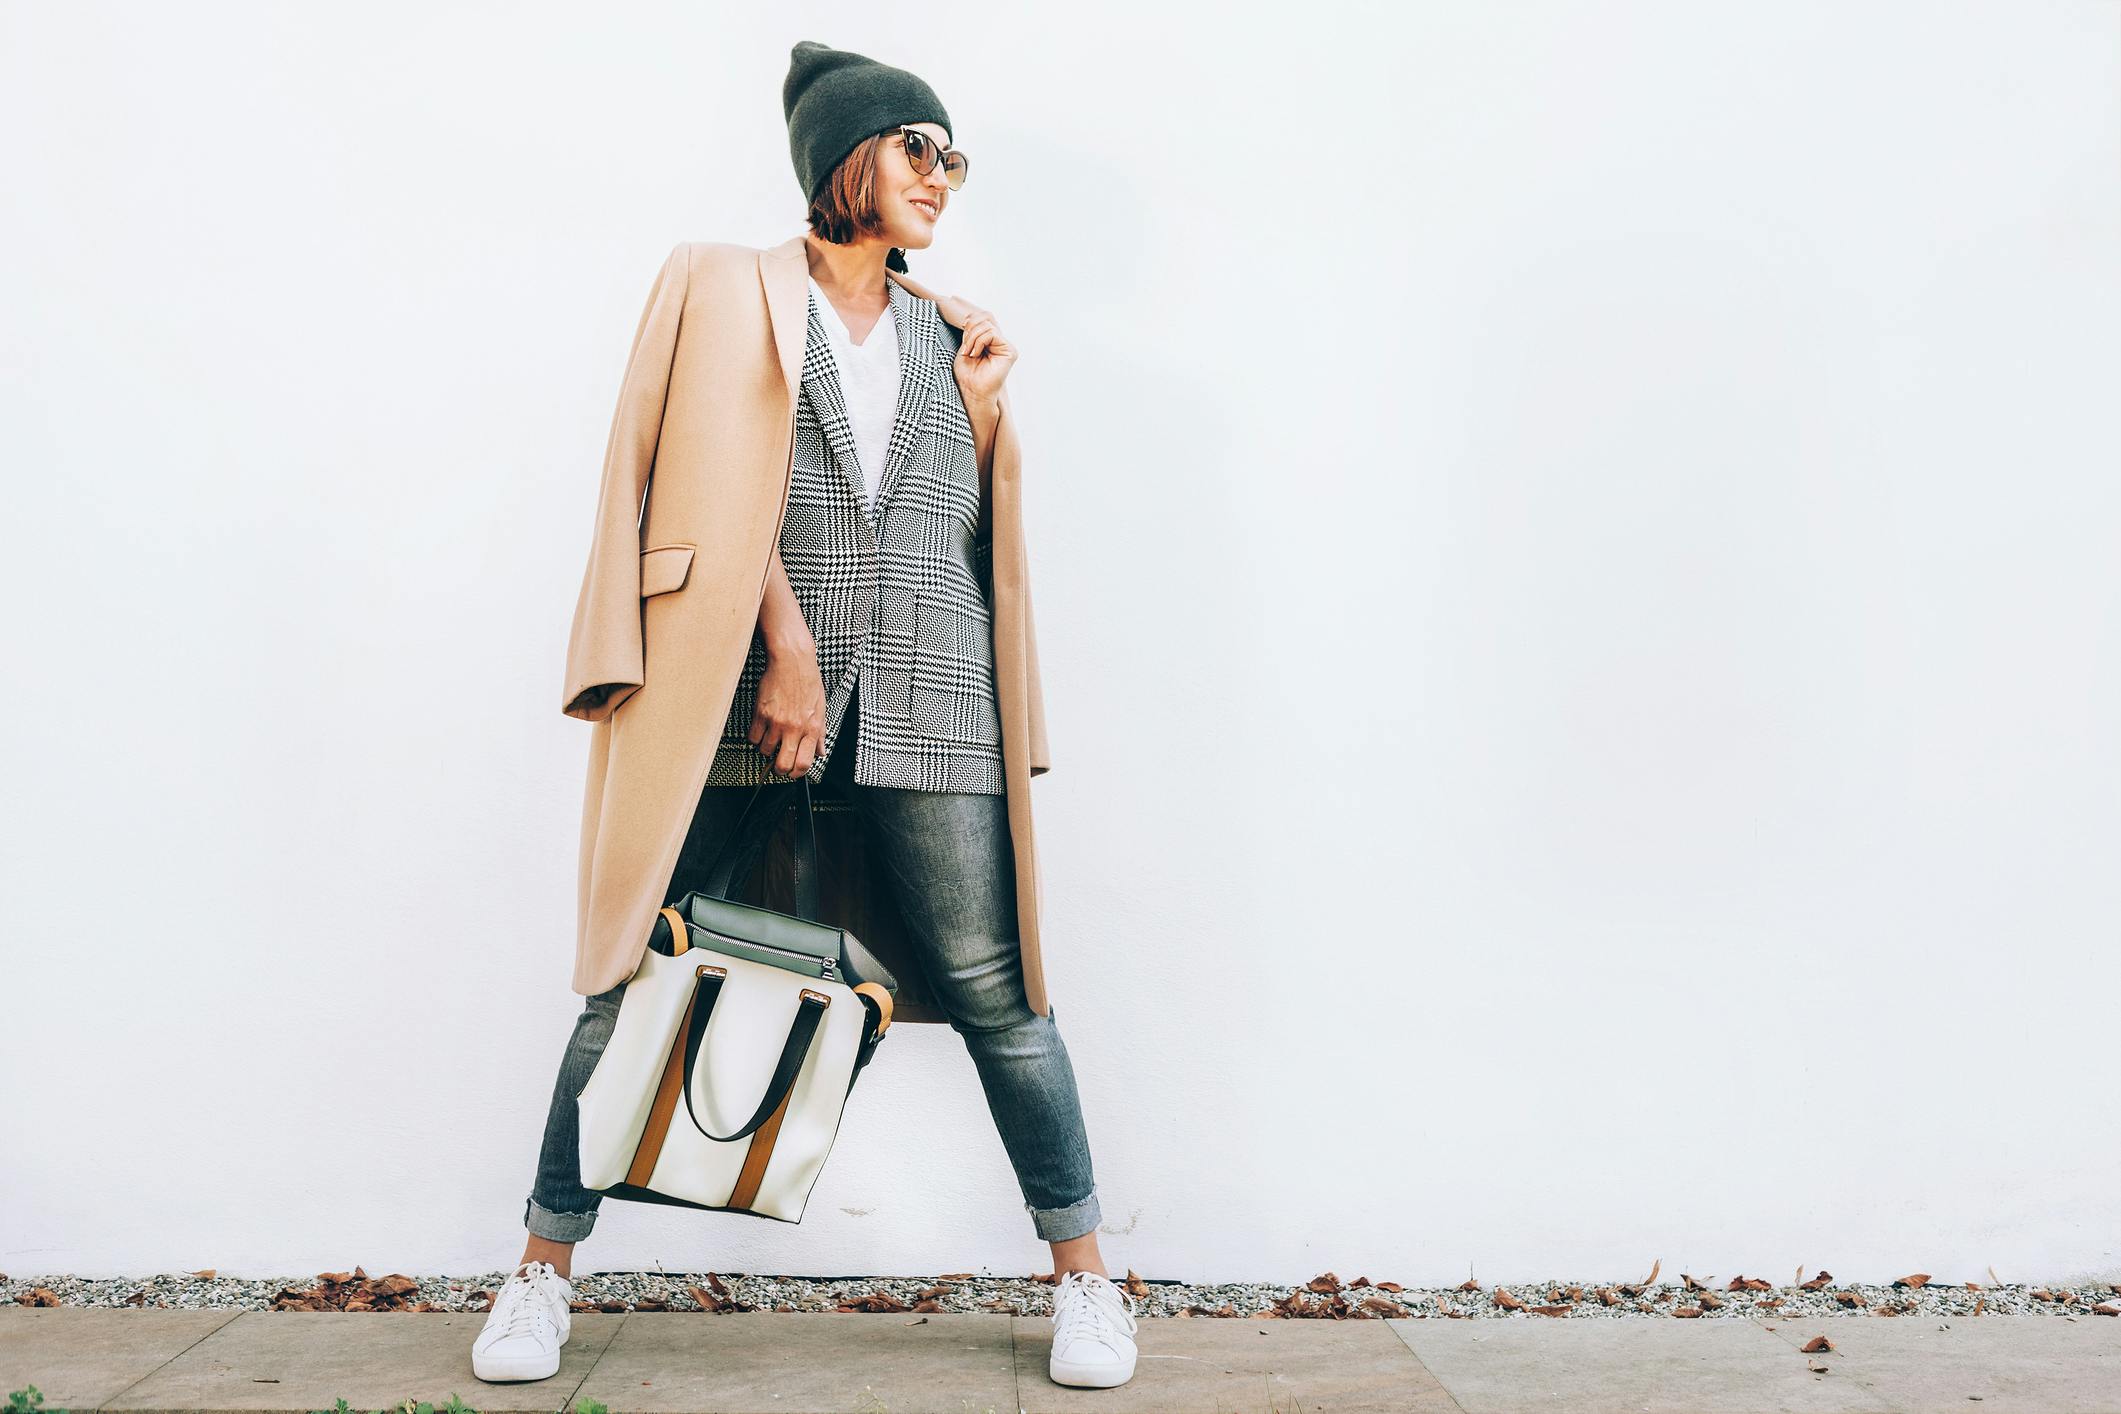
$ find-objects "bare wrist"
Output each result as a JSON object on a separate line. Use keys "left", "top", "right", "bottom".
{"left": 763, "top": 627, "right": 815, "bottom": 661}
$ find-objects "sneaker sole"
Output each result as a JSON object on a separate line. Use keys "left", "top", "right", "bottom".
{"left": 472, "top": 1347, "right": 563, "bottom": 1382}
{"left": 1049, "top": 1349, "right": 1137, "bottom": 1387}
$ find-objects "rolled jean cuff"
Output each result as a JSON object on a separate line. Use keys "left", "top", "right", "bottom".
{"left": 524, "top": 1196, "right": 599, "bottom": 1244}
{"left": 1026, "top": 1185, "right": 1101, "bottom": 1243}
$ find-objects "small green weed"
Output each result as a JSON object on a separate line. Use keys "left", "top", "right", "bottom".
{"left": 305, "top": 1398, "right": 480, "bottom": 1414}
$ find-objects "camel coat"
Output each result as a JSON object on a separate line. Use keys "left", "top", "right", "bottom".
{"left": 561, "top": 232, "right": 1052, "bottom": 1023}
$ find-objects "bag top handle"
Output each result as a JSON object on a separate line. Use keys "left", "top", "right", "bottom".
{"left": 697, "top": 776, "right": 823, "bottom": 921}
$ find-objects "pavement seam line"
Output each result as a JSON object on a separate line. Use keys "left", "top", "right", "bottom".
{"left": 1754, "top": 1317, "right": 1916, "bottom": 1414}
{"left": 91, "top": 1307, "right": 243, "bottom": 1411}
{"left": 553, "top": 1309, "right": 627, "bottom": 1414}
{"left": 1381, "top": 1318, "right": 1473, "bottom": 1414}
{"left": 1009, "top": 1312, "right": 1024, "bottom": 1414}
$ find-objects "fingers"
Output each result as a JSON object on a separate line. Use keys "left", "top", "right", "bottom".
{"left": 753, "top": 710, "right": 819, "bottom": 779}
{"left": 774, "top": 729, "right": 818, "bottom": 780}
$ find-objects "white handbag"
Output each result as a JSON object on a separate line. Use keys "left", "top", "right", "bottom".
{"left": 576, "top": 779, "right": 899, "bottom": 1222}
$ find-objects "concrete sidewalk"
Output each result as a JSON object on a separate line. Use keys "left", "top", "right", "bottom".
{"left": 4, "top": 1307, "right": 2118, "bottom": 1413}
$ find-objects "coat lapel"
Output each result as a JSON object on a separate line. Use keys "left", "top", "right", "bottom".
{"left": 759, "top": 235, "right": 808, "bottom": 419}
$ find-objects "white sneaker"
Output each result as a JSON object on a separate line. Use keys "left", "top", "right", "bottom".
{"left": 471, "top": 1259, "right": 573, "bottom": 1382}
{"left": 1048, "top": 1268, "right": 1140, "bottom": 1387}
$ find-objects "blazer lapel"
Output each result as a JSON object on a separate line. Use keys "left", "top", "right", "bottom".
{"left": 868, "top": 278, "right": 939, "bottom": 520}
{"left": 799, "top": 292, "right": 880, "bottom": 515}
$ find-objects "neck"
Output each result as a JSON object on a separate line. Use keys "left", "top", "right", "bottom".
{"left": 803, "top": 233, "right": 891, "bottom": 303}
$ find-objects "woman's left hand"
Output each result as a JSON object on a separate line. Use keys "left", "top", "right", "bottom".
{"left": 938, "top": 294, "right": 1017, "bottom": 408}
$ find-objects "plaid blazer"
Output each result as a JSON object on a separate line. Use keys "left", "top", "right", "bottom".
{"left": 703, "top": 275, "right": 1006, "bottom": 794}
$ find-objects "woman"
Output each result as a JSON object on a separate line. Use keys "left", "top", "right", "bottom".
{"left": 472, "top": 41, "right": 1139, "bottom": 1391}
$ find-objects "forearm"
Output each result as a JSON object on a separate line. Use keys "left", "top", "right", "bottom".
{"left": 756, "top": 545, "right": 814, "bottom": 660}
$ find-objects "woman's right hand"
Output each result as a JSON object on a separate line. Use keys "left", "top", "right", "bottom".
{"left": 749, "top": 636, "right": 827, "bottom": 779}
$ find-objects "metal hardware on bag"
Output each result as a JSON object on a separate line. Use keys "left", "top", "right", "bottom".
{"left": 696, "top": 963, "right": 728, "bottom": 978}
{"left": 799, "top": 988, "right": 831, "bottom": 1005}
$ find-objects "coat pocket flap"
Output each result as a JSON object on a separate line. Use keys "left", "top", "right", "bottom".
{"left": 640, "top": 543, "right": 696, "bottom": 597}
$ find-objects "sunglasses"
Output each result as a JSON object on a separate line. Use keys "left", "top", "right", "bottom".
{"left": 895, "top": 125, "right": 969, "bottom": 190}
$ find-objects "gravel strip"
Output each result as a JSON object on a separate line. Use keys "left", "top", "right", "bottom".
{"left": 7, "top": 1270, "right": 2119, "bottom": 1321}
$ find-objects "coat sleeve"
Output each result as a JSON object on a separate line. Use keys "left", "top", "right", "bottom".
{"left": 561, "top": 242, "right": 692, "bottom": 721}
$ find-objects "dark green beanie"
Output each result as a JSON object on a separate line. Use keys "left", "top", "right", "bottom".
{"left": 783, "top": 39, "right": 952, "bottom": 267}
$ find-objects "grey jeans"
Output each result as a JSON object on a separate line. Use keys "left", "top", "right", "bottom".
{"left": 524, "top": 681, "right": 1102, "bottom": 1244}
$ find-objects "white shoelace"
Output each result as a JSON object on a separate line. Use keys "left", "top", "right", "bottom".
{"left": 486, "top": 1260, "right": 568, "bottom": 1345}
{"left": 1052, "top": 1269, "right": 1138, "bottom": 1351}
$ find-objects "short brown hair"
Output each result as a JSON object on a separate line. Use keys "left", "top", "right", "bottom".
{"left": 806, "top": 131, "right": 893, "bottom": 247}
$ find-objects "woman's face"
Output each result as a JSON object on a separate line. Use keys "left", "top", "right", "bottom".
{"left": 875, "top": 121, "right": 953, "bottom": 251}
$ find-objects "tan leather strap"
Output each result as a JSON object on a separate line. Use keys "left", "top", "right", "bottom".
{"left": 852, "top": 981, "right": 893, "bottom": 1039}
{"left": 727, "top": 1079, "right": 795, "bottom": 1211}
{"left": 624, "top": 960, "right": 727, "bottom": 1188}
{"left": 660, "top": 905, "right": 690, "bottom": 957}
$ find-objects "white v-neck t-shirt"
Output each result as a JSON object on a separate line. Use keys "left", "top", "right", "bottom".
{"left": 807, "top": 275, "right": 900, "bottom": 509}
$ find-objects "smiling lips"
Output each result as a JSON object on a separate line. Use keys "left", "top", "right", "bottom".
{"left": 910, "top": 197, "right": 939, "bottom": 220}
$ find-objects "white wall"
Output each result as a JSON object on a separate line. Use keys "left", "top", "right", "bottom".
{"left": 4, "top": 1, "right": 2117, "bottom": 1286}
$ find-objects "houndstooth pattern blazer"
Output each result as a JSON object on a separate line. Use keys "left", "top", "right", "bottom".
{"left": 703, "top": 275, "right": 1005, "bottom": 794}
